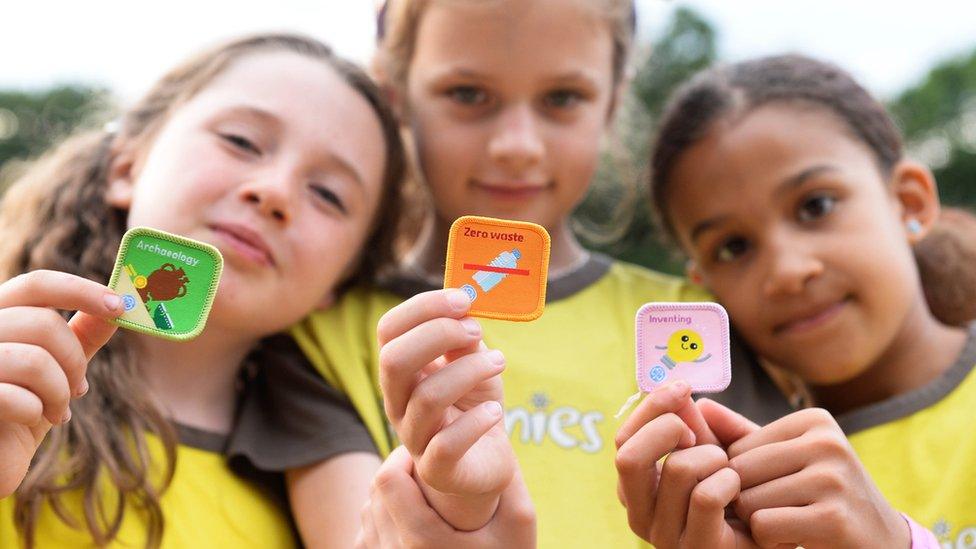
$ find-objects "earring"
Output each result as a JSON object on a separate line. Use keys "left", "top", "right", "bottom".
{"left": 907, "top": 219, "right": 923, "bottom": 235}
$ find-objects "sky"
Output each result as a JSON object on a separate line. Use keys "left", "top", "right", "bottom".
{"left": 2, "top": 0, "right": 975, "bottom": 101}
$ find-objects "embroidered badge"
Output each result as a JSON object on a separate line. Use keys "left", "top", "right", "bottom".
{"left": 444, "top": 216, "right": 550, "bottom": 321}
{"left": 636, "top": 302, "right": 731, "bottom": 393}
{"left": 108, "top": 227, "right": 223, "bottom": 341}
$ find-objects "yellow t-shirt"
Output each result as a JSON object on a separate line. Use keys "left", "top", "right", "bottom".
{"left": 0, "top": 426, "right": 295, "bottom": 548}
{"left": 293, "top": 256, "right": 792, "bottom": 548}
{"left": 842, "top": 329, "right": 976, "bottom": 548}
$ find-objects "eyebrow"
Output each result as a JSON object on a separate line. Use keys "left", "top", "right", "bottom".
{"left": 688, "top": 164, "right": 839, "bottom": 244}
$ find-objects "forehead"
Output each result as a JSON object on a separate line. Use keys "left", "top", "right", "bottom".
{"left": 410, "top": 0, "right": 614, "bottom": 84}
{"left": 174, "top": 51, "right": 387, "bottom": 183}
{"left": 670, "top": 104, "right": 880, "bottom": 202}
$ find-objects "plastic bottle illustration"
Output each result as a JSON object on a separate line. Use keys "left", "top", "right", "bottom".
{"left": 473, "top": 249, "right": 521, "bottom": 292}
{"left": 460, "top": 248, "right": 522, "bottom": 302}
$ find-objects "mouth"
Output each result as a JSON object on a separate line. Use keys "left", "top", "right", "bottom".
{"left": 470, "top": 180, "right": 551, "bottom": 200}
{"left": 209, "top": 222, "right": 275, "bottom": 268}
{"left": 774, "top": 295, "right": 852, "bottom": 336}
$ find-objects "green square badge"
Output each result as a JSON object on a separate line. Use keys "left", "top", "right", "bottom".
{"left": 108, "top": 227, "right": 223, "bottom": 341}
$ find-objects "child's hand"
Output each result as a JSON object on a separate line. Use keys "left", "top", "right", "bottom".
{"left": 377, "top": 289, "right": 516, "bottom": 530}
{"left": 614, "top": 384, "right": 760, "bottom": 548}
{"left": 727, "top": 408, "right": 910, "bottom": 549}
{"left": 355, "top": 446, "right": 536, "bottom": 549}
{"left": 0, "top": 271, "right": 122, "bottom": 497}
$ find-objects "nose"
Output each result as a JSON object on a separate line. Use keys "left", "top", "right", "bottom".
{"left": 239, "top": 171, "right": 295, "bottom": 224}
{"left": 488, "top": 103, "right": 544, "bottom": 172}
{"left": 761, "top": 234, "right": 824, "bottom": 297}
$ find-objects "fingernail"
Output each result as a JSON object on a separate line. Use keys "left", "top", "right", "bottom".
{"left": 104, "top": 293, "right": 122, "bottom": 312}
{"left": 76, "top": 378, "right": 90, "bottom": 397}
{"left": 460, "top": 317, "right": 481, "bottom": 337}
{"left": 670, "top": 380, "right": 690, "bottom": 397}
{"left": 447, "top": 289, "right": 470, "bottom": 311}
{"left": 61, "top": 409, "right": 72, "bottom": 424}
{"left": 484, "top": 401, "right": 503, "bottom": 418}
{"left": 487, "top": 349, "right": 505, "bottom": 366}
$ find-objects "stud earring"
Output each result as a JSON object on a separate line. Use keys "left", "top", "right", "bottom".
{"left": 907, "top": 219, "right": 923, "bottom": 235}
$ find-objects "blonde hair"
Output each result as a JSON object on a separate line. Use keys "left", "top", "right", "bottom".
{"left": 1, "top": 33, "right": 405, "bottom": 548}
{"left": 376, "top": 0, "right": 636, "bottom": 92}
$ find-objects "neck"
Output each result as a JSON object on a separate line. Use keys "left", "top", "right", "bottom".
{"left": 809, "top": 295, "right": 967, "bottom": 415}
{"left": 136, "top": 324, "right": 257, "bottom": 434}
{"left": 409, "top": 214, "right": 588, "bottom": 281}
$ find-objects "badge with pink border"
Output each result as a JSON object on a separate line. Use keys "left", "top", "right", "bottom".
{"left": 636, "top": 302, "right": 731, "bottom": 393}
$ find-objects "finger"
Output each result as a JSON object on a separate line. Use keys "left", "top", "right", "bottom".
{"left": 0, "top": 307, "right": 88, "bottom": 396}
{"left": 616, "top": 381, "right": 696, "bottom": 449}
{"left": 0, "top": 382, "right": 45, "bottom": 426}
{"left": 379, "top": 317, "right": 483, "bottom": 422}
{"left": 493, "top": 467, "right": 537, "bottom": 546}
{"left": 749, "top": 506, "right": 817, "bottom": 549}
{"left": 696, "top": 398, "right": 760, "bottom": 448}
{"left": 729, "top": 438, "right": 808, "bottom": 490}
{"left": 0, "top": 270, "right": 124, "bottom": 318}
{"left": 368, "top": 493, "right": 402, "bottom": 549}
{"left": 400, "top": 350, "right": 505, "bottom": 454}
{"left": 735, "top": 464, "right": 847, "bottom": 523}
{"left": 727, "top": 408, "right": 834, "bottom": 459}
{"left": 615, "top": 412, "right": 695, "bottom": 541}
{"left": 375, "top": 447, "right": 449, "bottom": 538}
{"left": 418, "top": 401, "right": 506, "bottom": 489}
{"left": 376, "top": 289, "right": 472, "bottom": 346}
{"left": 67, "top": 312, "right": 119, "bottom": 363}
{"left": 0, "top": 343, "right": 71, "bottom": 425}
{"left": 683, "top": 467, "right": 741, "bottom": 548}
{"left": 651, "top": 444, "right": 729, "bottom": 548}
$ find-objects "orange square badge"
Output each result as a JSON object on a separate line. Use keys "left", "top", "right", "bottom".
{"left": 444, "top": 216, "right": 550, "bottom": 321}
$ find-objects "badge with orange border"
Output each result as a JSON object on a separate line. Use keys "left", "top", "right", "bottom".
{"left": 444, "top": 216, "right": 550, "bottom": 321}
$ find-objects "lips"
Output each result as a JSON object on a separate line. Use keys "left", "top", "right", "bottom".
{"left": 209, "top": 222, "right": 275, "bottom": 267}
{"left": 773, "top": 295, "right": 852, "bottom": 335}
{"left": 471, "top": 180, "right": 551, "bottom": 199}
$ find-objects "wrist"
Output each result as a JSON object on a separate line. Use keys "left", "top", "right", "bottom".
{"left": 413, "top": 468, "right": 502, "bottom": 531}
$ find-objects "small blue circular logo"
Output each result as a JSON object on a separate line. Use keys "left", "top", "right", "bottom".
{"left": 649, "top": 365, "right": 667, "bottom": 383}
{"left": 122, "top": 294, "right": 137, "bottom": 312}
{"left": 460, "top": 284, "right": 478, "bottom": 302}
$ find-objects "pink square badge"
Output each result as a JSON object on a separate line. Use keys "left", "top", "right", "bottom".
{"left": 636, "top": 302, "right": 731, "bottom": 393}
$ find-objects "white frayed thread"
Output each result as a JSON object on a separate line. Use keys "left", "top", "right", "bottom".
{"left": 614, "top": 390, "right": 645, "bottom": 419}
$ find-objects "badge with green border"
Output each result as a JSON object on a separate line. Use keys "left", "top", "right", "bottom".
{"left": 108, "top": 227, "right": 223, "bottom": 341}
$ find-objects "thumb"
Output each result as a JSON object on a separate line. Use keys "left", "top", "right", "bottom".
{"left": 68, "top": 311, "right": 120, "bottom": 361}
{"left": 696, "top": 398, "right": 759, "bottom": 448}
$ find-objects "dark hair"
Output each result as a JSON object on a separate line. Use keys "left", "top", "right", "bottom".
{"left": 650, "top": 54, "right": 903, "bottom": 243}
{"left": 648, "top": 53, "right": 973, "bottom": 327}
{"left": 0, "top": 33, "right": 405, "bottom": 548}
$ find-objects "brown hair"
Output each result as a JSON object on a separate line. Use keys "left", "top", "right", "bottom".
{"left": 376, "top": 0, "right": 636, "bottom": 92}
{"left": 0, "top": 33, "right": 405, "bottom": 547}
{"left": 915, "top": 207, "right": 976, "bottom": 326}
{"left": 648, "top": 53, "right": 969, "bottom": 326}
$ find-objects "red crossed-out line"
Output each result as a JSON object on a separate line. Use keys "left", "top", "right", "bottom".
{"left": 462, "top": 263, "right": 530, "bottom": 276}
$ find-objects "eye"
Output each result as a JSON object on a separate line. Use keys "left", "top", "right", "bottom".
{"left": 797, "top": 193, "right": 837, "bottom": 223}
{"left": 221, "top": 133, "right": 261, "bottom": 155}
{"left": 681, "top": 335, "right": 689, "bottom": 342}
{"left": 714, "top": 236, "right": 750, "bottom": 263}
{"left": 447, "top": 86, "right": 489, "bottom": 106}
{"left": 543, "top": 89, "right": 583, "bottom": 109}
{"left": 690, "top": 343, "right": 698, "bottom": 350}
{"left": 310, "top": 185, "right": 347, "bottom": 215}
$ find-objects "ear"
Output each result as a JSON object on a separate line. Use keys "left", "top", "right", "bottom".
{"left": 605, "top": 71, "right": 632, "bottom": 127}
{"left": 890, "top": 160, "right": 940, "bottom": 244}
{"left": 104, "top": 140, "right": 138, "bottom": 210}
{"left": 685, "top": 259, "right": 705, "bottom": 287}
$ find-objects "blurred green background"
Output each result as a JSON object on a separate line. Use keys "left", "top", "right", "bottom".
{"left": 1, "top": 7, "right": 974, "bottom": 274}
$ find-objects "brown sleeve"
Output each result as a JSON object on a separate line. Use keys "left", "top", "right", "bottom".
{"left": 227, "top": 334, "right": 378, "bottom": 472}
